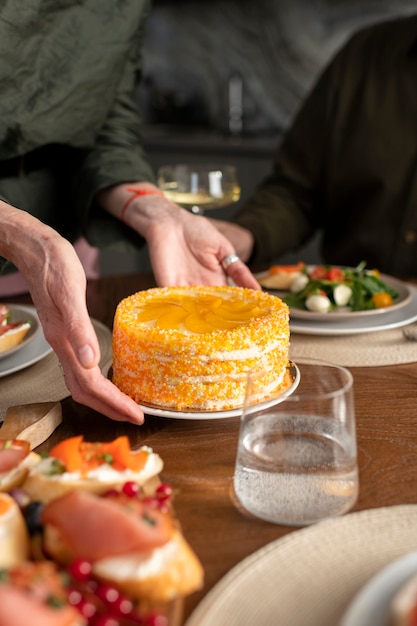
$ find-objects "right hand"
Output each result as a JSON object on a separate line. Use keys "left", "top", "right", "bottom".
{"left": 0, "top": 204, "right": 144, "bottom": 425}
{"left": 204, "top": 218, "right": 255, "bottom": 263}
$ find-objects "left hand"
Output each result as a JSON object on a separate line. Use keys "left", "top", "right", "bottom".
{"left": 145, "top": 205, "right": 260, "bottom": 290}
{"left": 98, "top": 183, "right": 261, "bottom": 290}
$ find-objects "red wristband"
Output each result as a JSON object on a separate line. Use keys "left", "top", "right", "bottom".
{"left": 120, "top": 186, "right": 164, "bottom": 224}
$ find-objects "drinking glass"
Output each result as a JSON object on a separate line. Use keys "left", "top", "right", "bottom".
{"left": 157, "top": 163, "right": 241, "bottom": 215}
{"left": 233, "top": 357, "right": 359, "bottom": 526}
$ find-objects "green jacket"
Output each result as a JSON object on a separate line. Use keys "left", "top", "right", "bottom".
{"left": 0, "top": 0, "right": 155, "bottom": 259}
{"left": 234, "top": 15, "right": 417, "bottom": 277}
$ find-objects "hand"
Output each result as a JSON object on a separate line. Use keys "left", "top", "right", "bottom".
{"left": 97, "top": 183, "right": 260, "bottom": 290}
{"left": 0, "top": 205, "right": 144, "bottom": 425}
{"left": 145, "top": 206, "right": 260, "bottom": 290}
{"left": 205, "top": 218, "right": 255, "bottom": 263}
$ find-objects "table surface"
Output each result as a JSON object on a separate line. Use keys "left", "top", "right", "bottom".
{"left": 6, "top": 272, "right": 417, "bottom": 624}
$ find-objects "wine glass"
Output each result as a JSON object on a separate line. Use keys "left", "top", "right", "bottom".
{"left": 157, "top": 163, "right": 241, "bottom": 215}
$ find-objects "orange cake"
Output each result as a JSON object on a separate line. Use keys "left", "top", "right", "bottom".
{"left": 112, "top": 286, "right": 290, "bottom": 411}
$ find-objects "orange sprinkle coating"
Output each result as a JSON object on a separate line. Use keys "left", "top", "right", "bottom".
{"left": 112, "top": 286, "right": 290, "bottom": 411}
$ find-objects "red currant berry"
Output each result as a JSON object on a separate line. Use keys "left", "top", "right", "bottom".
{"left": 67, "top": 587, "right": 83, "bottom": 606}
{"left": 96, "top": 583, "right": 120, "bottom": 605}
{"left": 155, "top": 483, "right": 173, "bottom": 500}
{"left": 69, "top": 558, "right": 93, "bottom": 582}
{"left": 113, "top": 596, "right": 134, "bottom": 616}
{"left": 76, "top": 597, "right": 98, "bottom": 619}
{"left": 122, "top": 481, "right": 140, "bottom": 497}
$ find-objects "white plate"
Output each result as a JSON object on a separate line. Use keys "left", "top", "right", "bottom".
{"left": 289, "top": 285, "right": 417, "bottom": 336}
{"left": 0, "top": 304, "right": 40, "bottom": 360}
{"left": 0, "top": 305, "right": 52, "bottom": 378}
{"left": 340, "top": 550, "right": 417, "bottom": 626}
{"left": 257, "top": 271, "right": 412, "bottom": 322}
{"left": 107, "top": 363, "right": 300, "bottom": 420}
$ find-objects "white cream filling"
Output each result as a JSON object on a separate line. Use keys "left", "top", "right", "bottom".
{"left": 30, "top": 446, "right": 162, "bottom": 484}
{"left": 93, "top": 539, "right": 178, "bottom": 580}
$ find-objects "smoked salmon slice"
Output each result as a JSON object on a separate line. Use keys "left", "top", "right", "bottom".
{"left": 41, "top": 490, "right": 174, "bottom": 562}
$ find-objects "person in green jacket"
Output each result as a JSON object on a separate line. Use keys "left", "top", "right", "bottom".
{"left": 0, "top": 1, "right": 258, "bottom": 425}
{"left": 212, "top": 14, "right": 417, "bottom": 278}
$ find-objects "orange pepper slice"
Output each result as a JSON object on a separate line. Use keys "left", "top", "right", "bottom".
{"left": 49, "top": 435, "right": 84, "bottom": 472}
{"left": 269, "top": 262, "right": 305, "bottom": 275}
{"left": 49, "top": 436, "right": 149, "bottom": 473}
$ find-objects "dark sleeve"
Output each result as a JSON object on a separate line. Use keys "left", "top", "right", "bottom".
{"left": 72, "top": 13, "right": 155, "bottom": 250}
{"left": 234, "top": 42, "right": 346, "bottom": 267}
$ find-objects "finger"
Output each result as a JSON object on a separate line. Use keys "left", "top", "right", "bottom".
{"left": 63, "top": 364, "right": 145, "bottom": 425}
{"left": 222, "top": 258, "right": 261, "bottom": 290}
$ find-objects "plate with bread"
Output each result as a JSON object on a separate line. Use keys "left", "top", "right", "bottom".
{"left": 0, "top": 304, "right": 40, "bottom": 360}
{"left": 0, "top": 305, "right": 52, "bottom": 378}
{"left": 0, "top": 434, "right": 204, "bottom": 626}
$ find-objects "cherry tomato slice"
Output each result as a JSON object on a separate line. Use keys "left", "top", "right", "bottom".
{"left": 372, "top": 292, "right": 393, "bottom": 308}
{"left": 309, "top": 265, "right": 329, "bottom": 280}
{"left": 327, "top": 267, "right": 345, "bottom": 282}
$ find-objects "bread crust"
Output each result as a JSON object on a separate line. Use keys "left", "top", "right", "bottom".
{"left": 259, "top": 271, "right": 301, "bottom": 290}
{"left": 0, "top": 451, "right": 41, "bottom": 493}
{"left": 44, "top": 523, "right": 204, "bottom": 605}
{"left": 0, "top": 323, "right": 31, "bottom": 353}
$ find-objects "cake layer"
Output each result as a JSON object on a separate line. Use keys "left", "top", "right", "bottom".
{"left": 112, "top": 286, "right": 290, "bottom": 411}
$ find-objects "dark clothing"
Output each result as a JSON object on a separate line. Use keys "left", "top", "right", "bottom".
{"left": 235, "top": 15, "right": 417, "bottom": 277}
{"left": 0, "top": 0, "right": 155, "bottom": 260}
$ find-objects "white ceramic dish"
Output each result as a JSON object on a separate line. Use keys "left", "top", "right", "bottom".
{"left": 0, "top": 305, "right": 52, "bottom": 378}
{"left": 340, "top": 550, "right": 417, "bottom": 626}
{"left": 106, "top": 363, "right": 300, "bottom": 420}
{"left": 257, "top": 271, "right": 412, "bottom": 322}
{"left": 0, "top": 304, "right": 40, "bottom": 360}
{"left": 289, "top": 285, "right": 417, "bottom": 336}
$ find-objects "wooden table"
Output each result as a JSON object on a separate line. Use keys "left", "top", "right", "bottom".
{"left": 6, "top": 273, "right": 417, "bottom": 623}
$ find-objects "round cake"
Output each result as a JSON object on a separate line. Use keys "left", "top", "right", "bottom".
{"left": 112, "top": 286, "right": 290, "bottom": 411}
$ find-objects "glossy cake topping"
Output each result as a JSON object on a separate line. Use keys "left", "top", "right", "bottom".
{"left": 132, "top": 292, "right": 270, "bottom": 334}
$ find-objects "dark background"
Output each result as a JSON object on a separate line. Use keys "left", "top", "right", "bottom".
{"left": 101, "top": 0, "right": 417, "bottom": 274}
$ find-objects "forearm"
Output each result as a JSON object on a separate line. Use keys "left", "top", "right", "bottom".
{"left": 0, "top": 201, "right": 62, "bottom": 275}
{"left": 96, "top": 182, "right": 189, "bottom": 241}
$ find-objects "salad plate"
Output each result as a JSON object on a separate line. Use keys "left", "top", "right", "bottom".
{"left": 257, "top": 270, "right": 412, "bottom": 322}
{"left": 289, "top": 284, "right": 417, "bottom": 335}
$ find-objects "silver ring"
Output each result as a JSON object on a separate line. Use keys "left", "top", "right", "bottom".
{"left": 221, "top": 253, "right": 240, "bottom": 271}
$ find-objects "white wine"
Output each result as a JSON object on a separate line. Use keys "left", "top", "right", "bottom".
{"left": 161, "top": 187, "right": 240, "bottom": 211}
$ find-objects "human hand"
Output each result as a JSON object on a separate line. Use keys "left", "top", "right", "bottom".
{"left": 0, "top": 205, "right": 144, "bottom": 425}
{"left": 99, "top": 184, "right": 260, "bottom": 289}
{"left": 205, "top": 218, "right": 255, "bottom": 263}
{"left": 146, "top": 207, "right": 260, "bottom": 289}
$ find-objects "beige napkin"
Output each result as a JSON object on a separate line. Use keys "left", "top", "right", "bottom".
{"left": 0, "top": 319, "right": 112, "bottom": 420}
{"left": 290, "top": 326, "right": 417, "bottom": 367}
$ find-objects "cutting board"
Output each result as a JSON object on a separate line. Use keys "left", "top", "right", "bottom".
{"left": 0, "top": 402, "right": 62, "bottom": 448}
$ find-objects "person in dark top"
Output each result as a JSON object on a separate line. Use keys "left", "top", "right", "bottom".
{"left": 213, "top": 14, "right": 417, "bottom": 278}
{"left": 0, "top": 1, "right": 258, "bottom": 425}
